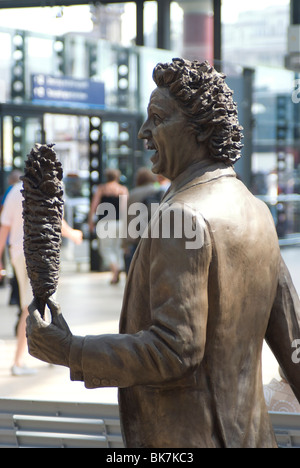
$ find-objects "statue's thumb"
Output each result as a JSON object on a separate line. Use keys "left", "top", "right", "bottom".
{"left": 46, "top": 297, "right": 61, "bottom": 324}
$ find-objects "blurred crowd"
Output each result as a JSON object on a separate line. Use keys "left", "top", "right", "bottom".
{"left": 88, "top": 167, "right": 170, "bottom": 283}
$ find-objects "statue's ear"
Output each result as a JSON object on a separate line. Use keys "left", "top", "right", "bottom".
{"left": 196, "top": 126, "right": 214, "bottom": 143}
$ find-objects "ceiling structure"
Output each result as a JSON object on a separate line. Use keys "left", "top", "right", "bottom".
{"left": 0, "top": 1, "right": 96, "bottom": 6}
{"left": 0, "top": 0, "right": 222, "bottom": 61}
{"left": 0, "top": 1, "right": 151, "bottom": 7}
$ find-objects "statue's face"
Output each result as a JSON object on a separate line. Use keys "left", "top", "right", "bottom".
{"left": 138, "top": 87, "right": 196, "bottom": 180}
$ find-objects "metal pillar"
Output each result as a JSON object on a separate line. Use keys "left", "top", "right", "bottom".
{"left": 53, "top": 37, "right": 66, "bottom": 75}
{"left": 276, "top": 95, "right": 289, "bottom": 188}
{"left": 291, "top": 0, "right": 300, "bottom": 24}
{"left": 11, "top": 30, "right": 26, "bottom": 170}
{"left": 88, "top": 41, "right": 98, "bottom": 78}
{"left": 213, "top": 0, "right": 222, "bottom": 70}
{"left": 290, "top": 0, "right": 300, "bottom": 167}
{"left": 236, "top": 68, "right": 254, "bottom": 189}
{"left": 89, "top": 116, "right": 103, "bottom": 271}
{"left": 116, "top": 48, "right": 130, "bottom": 109}
{"left": 157, "top": 0, "right": 171, "bottom": 50}
{"left": 136, "top": 0, "right": 144, "bottom": 46}
{"left": 276, "top": 95, "right": 289, "bottom": 237}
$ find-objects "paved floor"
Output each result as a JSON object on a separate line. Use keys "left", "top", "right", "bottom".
{"left": 0, "top": 260, "right": 122, "bottom": 404}
{"left": 0, "top": 246, "right": 299, "bottom": 405}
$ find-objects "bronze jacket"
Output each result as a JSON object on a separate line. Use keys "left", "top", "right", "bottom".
{"left": 70, "top": 160, "right": 300, "bottom": 448}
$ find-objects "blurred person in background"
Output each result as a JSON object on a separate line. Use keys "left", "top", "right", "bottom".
{"left": 0, "top": 170, "right": 23, "bottom": 331}
{"left": 156, "top": 174, "right": 170, "bottom": 192}
{"left": 0, "top": 180, "right": 82, "bottom": 376}
{"left": 0, "top": 169, "right": 22, "bottom": 210}
{"left": 123, "top": 167, "right": 158, "bottom": 274}
{"left": 89, "top": 168, "right": 128, "bottom": 284}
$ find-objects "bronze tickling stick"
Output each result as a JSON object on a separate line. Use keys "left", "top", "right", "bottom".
{"left": 21, "top": 143, "right": 64, "bottom": 318}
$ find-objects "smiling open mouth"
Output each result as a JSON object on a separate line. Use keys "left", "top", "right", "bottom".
{"left": 146, "top": 141, "right": 159, "bottom": 164}
{"left": 150, "top": 151, "right": 159, "bottom": 164}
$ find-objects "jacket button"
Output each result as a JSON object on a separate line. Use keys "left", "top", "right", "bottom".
{"left": 92, "top": 378, "right": 101, "bottom": 386}
{"left": 101, "top": 379, "right": 109, "bottom": 386}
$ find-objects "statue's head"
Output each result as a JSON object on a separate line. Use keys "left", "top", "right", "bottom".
{"left": 139, "top": 58, "right": 243, "bottom": 180}
{"left": 153, "top": 58, "right": 243, "bottom": 166}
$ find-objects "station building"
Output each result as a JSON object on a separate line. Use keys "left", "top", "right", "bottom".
{"left": 0, "top": 0, "right": 300, "bottom": 269}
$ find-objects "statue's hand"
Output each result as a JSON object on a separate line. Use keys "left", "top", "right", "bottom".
{"left": 26, "top": 297, "right": 72, "bottom": 367}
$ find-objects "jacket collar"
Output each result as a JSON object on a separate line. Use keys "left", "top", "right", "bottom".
{"left": 162, "top": 159, "right": 236, "bottom": 203}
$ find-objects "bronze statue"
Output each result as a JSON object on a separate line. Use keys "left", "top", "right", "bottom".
{"left": 22, "top": 144, "right": 64, "bottom": 318}
{"left": 26, "top": 59, "right": 300, "bottom": 448}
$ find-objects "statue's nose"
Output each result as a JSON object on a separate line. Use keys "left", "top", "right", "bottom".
{"left": 138, "top": 120, "right": 151, "bottom": 140}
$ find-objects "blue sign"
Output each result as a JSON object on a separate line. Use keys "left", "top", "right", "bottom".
{"left": 31, "top": 74, "right": 105, "bottom": 109}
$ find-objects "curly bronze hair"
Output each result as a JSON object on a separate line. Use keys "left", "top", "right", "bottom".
{"left": 152, "top": 58, "right": 243, "bottom": 165}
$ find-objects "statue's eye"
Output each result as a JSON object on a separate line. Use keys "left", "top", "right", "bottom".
{"left": 153, "top": 114, "right": 162, "bottom": 126}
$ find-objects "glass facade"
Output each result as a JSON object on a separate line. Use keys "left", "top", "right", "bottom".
{"left": 251, "top": 65, "right": 300, "bottom": 243}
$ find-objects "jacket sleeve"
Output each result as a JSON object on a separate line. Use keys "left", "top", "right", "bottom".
{"left": 69, "top": 205, "right": 212, "bottom": 389}
{"left": 265, "top": 255, "right": 300, "bottom": 403}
